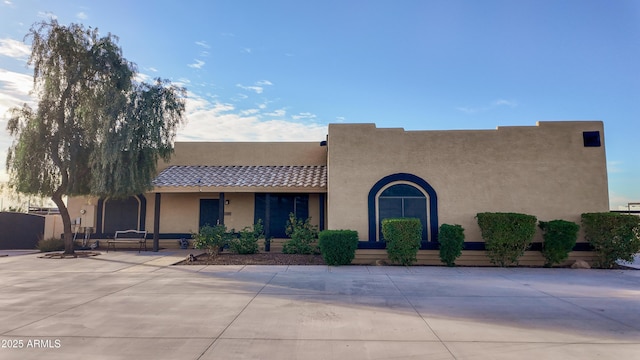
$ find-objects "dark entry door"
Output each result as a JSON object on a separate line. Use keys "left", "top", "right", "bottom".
{"left": 199, "top": 199, "right": 220, "bottom": 229}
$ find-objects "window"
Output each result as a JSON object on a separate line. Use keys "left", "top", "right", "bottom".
{"left": 377, "top": 183, "right": 427, "bottom": 241}
{"left": 583, "top": 131, "right": 601, "bottom": 147}
{"left": 254, "top": 193, "right": 309, "bottom": 238}
{"left": 367, "top": 173, "right": 438, "bottom": 247}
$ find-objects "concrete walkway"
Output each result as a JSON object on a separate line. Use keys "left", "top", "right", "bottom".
{"left": 0, "top": 250, "right": 638, "bottom": 360}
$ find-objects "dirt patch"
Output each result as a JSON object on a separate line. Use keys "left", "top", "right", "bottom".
{"left": 175, "top": 253, "right": 326, "bottom": 265}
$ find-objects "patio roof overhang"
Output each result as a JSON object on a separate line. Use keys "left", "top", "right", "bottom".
{"left": 151, "top": 165, "right": 327, "bottom": 193}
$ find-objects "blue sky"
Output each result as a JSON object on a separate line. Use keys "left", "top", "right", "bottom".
{"left": 0, "top": 0, "right": 638, "bottom": 209}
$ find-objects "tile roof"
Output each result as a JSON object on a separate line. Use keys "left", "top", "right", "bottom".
{"left": 152, "top": 165, "right": 327, "bottom": 189}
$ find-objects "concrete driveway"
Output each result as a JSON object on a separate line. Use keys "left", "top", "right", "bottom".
{"left": 0, "top": 250, "right": 639, "bottom": 360}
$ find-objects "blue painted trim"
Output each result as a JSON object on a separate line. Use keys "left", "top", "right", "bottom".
{"left": 367, "top": 173, "right": 438, "bottom": 247}
{"left": 138, "top": 194, "right": 146, "bottom": 230}
{"left": 96, "top": 198, "right": 104, "bottom": 232}
{"left": 319, "top": 193, "right": 326, "bottom": 231}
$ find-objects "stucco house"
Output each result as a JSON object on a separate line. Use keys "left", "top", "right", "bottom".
{"left": 68, "top": 121, "right": 608, "bottom": 264}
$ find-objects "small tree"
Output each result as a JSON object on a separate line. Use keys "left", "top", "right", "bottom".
{"left": 6, "top": 20, "right": 186, "bottom": 254}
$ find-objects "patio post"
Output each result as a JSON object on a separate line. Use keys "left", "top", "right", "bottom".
{"left": 153, "top": 192, "right": 161, "bottom": 252}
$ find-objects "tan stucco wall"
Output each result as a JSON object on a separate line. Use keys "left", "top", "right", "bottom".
{"left": 68, "top": 192, "right": 322, "bottom": 237}
{"left": 43, "top": 215, "right": 63, "bottom": 239}
{"left": 158, "top": 142, "right": 327, "bottom": 172}
{"left": 66, "top": 196, "right": 99, "bottom": 231}
{"left": 327, "top": 121, "right": 609, "bottom": 242}
{"left": 152, "top": 192, "right": 320, "bottom": 235}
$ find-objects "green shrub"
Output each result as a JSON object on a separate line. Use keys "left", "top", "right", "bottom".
{"left": 581, "top": 212, "right": 640, "bottom": 268}
{"left": 382, "top": 218, "right": 422, "bottom": 266}
{"left": 229, "top": 220, "right": 264, "bottom": 254}
{"left": 192, "top": 224, "right": 231, "bottom": 257}
{"left": 283, "top": 213, "right": 319, "bottom": 254}
{"left": 539, "top": 220, "right": 579, "bottom": 267}
{"left": 318, "top": 230, "right": 359, "bottom": 265}
{"left": 438, "top": 224, "right": 465, "bottom": 267}
{"left": 36, "top": 237, "right": 65, "bottom": 252}
{"left": 476, "top": 212, "right": 537, "bottom": 267}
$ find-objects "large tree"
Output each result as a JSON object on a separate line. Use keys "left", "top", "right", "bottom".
{"left": 6, "top": 20, "right": 186, "bottom": 254}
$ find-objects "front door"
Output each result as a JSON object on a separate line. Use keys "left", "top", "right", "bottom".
{"left": 199, "top": 199, "right": 220, "bottom": 229}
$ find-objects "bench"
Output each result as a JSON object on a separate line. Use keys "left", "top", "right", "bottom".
{"left": 107, "top": 230, "right": 148, "bottom": 253}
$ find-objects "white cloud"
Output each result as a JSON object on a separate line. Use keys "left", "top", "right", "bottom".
{"left": 242, "top": 48, "right": 252, "bottom": 54}
{"left": 609, "top": 191, "right": 640, "bottom": 210}
{"left": 236, "top": 84, "right": 263, "bottom": 94}
{"left": 4, "top": 1, "right": 14, "bottom": 5}
{"left": 76, "top": 12, "right": 88, "bottom": 20}
{"left": 240, "top": 108, "right": 260, "bottom": 116}
{"left": 176, "top": 78, "right": 191, "bottom": 85}
{"left": 335, "top": 116, "right": 345, "bottom": 123}
{"left": 236, "top": 80, "right": 273, "bottom": 95}
{"left": 231, "top": 93, "right": 248, "bottom": 102}
{"left": 134, "top": 72, "right": 151, "bottom": 83}
{"left": 265, "top": 109, "right": 286, "bottom": 117}
{"left": 37, "top": 11, "right": 57, "bottom": 20}
{"left": 292, "top": 112, "right": 317, "bottom": 121}
{"left": 188, "top": 59, "right": 205, "bottom": 69}
{"left": 607, "top": 160, "right": 623, "bottom": 174}
{"left": 0, "top": 68, "right": 32, "bottom": 95}
{"left": 0, "top": 38, "right": 30, "bottom": 59}
{"left": 494, "top": 99, "right": 517, "bottom": 107}
{"left": 458, "top": 98, "right": 518, "bottom": 114}
{"left": 148, "top": 67, "right": 158, "bottom": 72}
{"left": 0, "top": 69, "right": 34, "bottom": 185}
{"left": 195, "top": 41, "right": 210, "bottom": 49}
{"left": 178, "top": 92, "right": 326, "bottom": 142}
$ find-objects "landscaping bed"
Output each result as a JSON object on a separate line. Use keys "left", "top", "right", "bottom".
{"left": 176, "top": 252, "right": 326, "bottom": 265}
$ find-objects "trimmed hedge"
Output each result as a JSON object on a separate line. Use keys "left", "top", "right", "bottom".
{"left": 382, "top": 218, "right": 422, "bottom": 266}
{"left": 438, "top": 224, "right": 465, "bottom": 267}
{"left": 318, "top": 230, "right": 359, "bottom": 265}
{"left": 476, "top": 212, "right": 537, "bottom": 267}
{"left": 581, "top": 212, "right": 640, "bottom": 268}
{"left": 539, "top": 220, "right": 579, "bottom": 267}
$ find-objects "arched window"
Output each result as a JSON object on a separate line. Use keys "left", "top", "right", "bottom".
{"left": 368, "top": 173, "right": 438, "bottom": 247}
{"left": 377, "top": 183, "right": 428, "bottom": 241}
